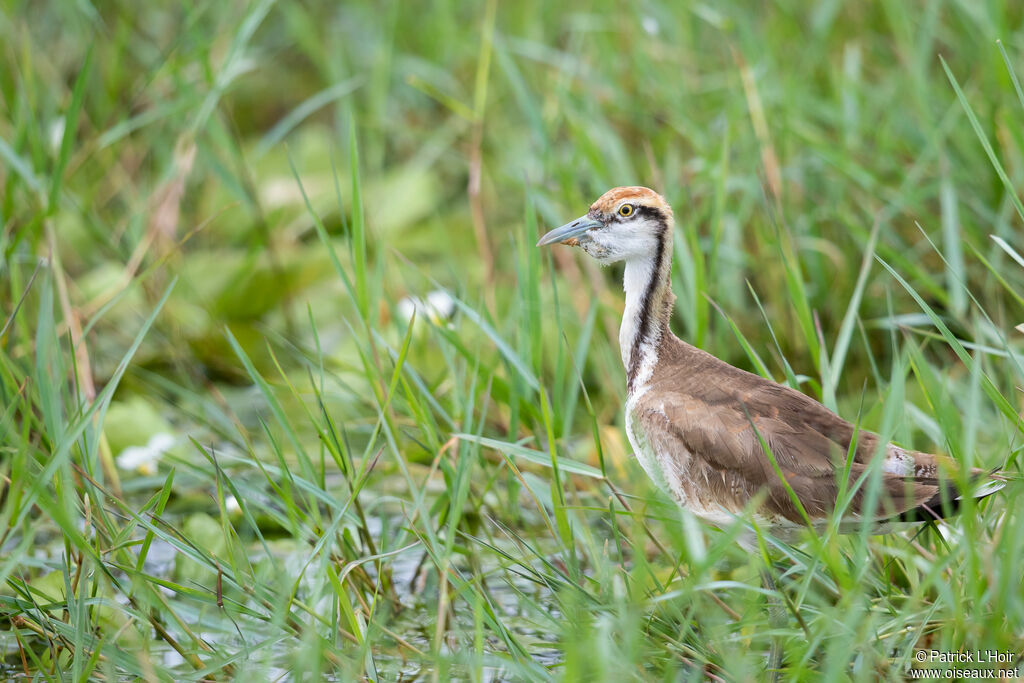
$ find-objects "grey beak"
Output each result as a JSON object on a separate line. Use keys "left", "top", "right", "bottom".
{"left": 536, "top": 215, "right": 602, "bottom": 247}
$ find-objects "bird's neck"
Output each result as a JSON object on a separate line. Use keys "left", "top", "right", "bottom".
{"left": 620, "top": 230, "right": 675, "bottom": 394}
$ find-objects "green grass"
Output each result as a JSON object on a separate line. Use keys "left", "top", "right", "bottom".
{"left": 2, "top": 1, "right": 1024, "bottom": 679}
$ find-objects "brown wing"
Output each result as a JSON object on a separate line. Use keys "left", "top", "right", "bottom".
{"left": 640, "top": 338, "right": 962, "bottom": 525}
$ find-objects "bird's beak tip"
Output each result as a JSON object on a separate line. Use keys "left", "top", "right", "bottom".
{"left": 536, "top": 237, "right": 577, "bottom": 248}
{"left": 536, "top": 235, "right": 575, "bottom": 248}
{"left": 536, "top": 216, "right": 599, "bottom": 248}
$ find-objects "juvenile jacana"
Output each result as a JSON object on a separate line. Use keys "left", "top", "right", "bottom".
{"left": 538, "top": 186, "right": 1000, "bottom": 543}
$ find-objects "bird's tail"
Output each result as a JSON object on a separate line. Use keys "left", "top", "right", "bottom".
{"left": 897, "top": 467, "right": 1005, "bottom": 523}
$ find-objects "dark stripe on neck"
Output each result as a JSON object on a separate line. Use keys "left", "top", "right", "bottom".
{"left": 626, "top": 209, "right": 669, "bottom": 392}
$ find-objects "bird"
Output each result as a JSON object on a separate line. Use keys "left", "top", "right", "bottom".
{"left": 536, "top": 186, "right": 1001, "bottom": 544}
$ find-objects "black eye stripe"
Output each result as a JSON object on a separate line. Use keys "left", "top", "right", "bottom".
{"left": 613, "top": 204, "right": 665, "bottom": 224}
{"left": 600, "top": 203, "right": 665, "bottom": 224}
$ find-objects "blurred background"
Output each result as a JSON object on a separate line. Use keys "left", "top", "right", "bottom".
{"left": 2, "top": 0, "right": 1023, "bottom": 679}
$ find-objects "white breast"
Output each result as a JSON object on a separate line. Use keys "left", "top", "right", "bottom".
{"left": 624, "top": 398, "right": 670, "bottom": 494}
{"left": 625, "top": 392, "right": 742, "bottom": 529}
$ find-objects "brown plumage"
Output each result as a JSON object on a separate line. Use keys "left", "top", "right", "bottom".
{"left": 636, "top": 337, "right": 977, "bottom": 531}
{"left": 588, "top": 186, "right": 672, "bottom": 215}
{"left": 538, "top": 186, "right": 999, "bottom": 540}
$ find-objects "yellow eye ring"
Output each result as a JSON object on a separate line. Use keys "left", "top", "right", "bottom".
{"left": 618, "top": 204, "right": 634, "bottom": 217}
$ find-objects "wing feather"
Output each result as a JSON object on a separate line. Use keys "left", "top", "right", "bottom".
{"left": 637, "top": 339, "right": 976, "bottom": 525}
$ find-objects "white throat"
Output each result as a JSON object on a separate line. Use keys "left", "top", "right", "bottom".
{"left": 620, "top": 253, "right": 664, "bottom": 392}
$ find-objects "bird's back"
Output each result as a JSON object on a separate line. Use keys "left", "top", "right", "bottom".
{"left": 627, "top": 334, "right": 990, "bottom": 532}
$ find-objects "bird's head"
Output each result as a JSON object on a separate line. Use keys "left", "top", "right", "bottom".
{"left": 536, "top": 186, "right": 673, "bottom": 264}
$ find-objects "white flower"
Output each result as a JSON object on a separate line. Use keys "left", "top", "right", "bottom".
{"left": 116, "top": 433, "right": 175, "bottom": 476}
{"left": 48, "top": 118, "right": 66, "bottom": 154}
{"left": 397, "top": 289, "right": 456, "bottom": 326}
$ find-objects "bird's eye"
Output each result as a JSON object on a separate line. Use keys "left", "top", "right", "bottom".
{"left": 618, "top": 204, "right": 634, "bottom": 217}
